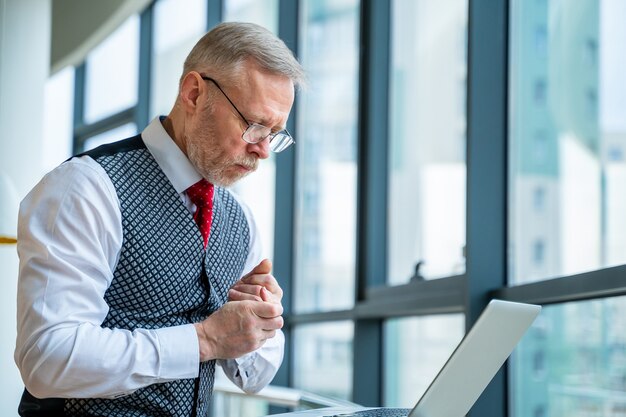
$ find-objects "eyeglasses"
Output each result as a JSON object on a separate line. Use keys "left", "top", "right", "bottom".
{"left": 200, "top": 75, "right": 295, "bottom": 153}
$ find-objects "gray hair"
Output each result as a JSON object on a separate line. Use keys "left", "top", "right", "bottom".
{"left": 182, "top": 22, "right": 306, "bottom": 89}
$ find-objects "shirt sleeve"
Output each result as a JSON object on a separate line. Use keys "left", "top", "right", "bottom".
{"left": 14, "top": 157, "right": 200, "bottom": 399}
{"left": 217, "top": 330, "right": 285, "bottom": 394}
{"left": 220, "top": 191, "right": 285, "bottom": 393}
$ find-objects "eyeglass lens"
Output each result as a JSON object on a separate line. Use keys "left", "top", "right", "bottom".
{"left": 243, "top": 124, "right": 294, "bottom": 153}
{"left": 269, "top": 134, "right": 293, "bottom": 153}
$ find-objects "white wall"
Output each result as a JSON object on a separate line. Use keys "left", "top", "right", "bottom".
{"left": 0, "top": 0, "right": 51, "bottom": 414}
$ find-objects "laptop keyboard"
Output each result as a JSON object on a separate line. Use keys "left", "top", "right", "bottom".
{"left": 325, "top": 408, "right": 412, "bottom": 417}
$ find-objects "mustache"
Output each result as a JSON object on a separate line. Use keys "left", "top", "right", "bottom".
{"left": 234, "top": 155, "right": 258, "bottom": 170}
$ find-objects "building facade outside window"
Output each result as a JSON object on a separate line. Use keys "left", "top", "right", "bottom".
{"left": 510, "top": 0, "right": 626, "bottom": 416}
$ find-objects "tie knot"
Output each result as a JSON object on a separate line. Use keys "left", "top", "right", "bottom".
{"left": 187, "top": 179, "right": 214, "bottom": 208}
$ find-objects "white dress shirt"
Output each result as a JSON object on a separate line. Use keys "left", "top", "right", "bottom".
{"left": 14, "top": 117, "right": 284, "bottom": 399}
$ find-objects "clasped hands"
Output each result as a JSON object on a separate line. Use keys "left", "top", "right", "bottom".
{"left": 194, "top": 259, "right": 284, "bottom": 362}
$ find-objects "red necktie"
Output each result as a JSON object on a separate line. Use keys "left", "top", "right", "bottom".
{"left": 186, "top": 179, "right": 214, "bottom": 248}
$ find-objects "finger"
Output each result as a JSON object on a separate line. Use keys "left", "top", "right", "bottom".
{"left": 241, "top": 274, "right": 283, "bottom": 299}
{"left": 257, "top": 258, "right": 272, "bottom": 273}
{"left": 242, "top": 259, "right": 272, "bottom": 280}
{"left": 228, "top": 288, "right": 262, "bottom": 302}
{"left": 231, "top": 283, "right": 264, "bottom": 297}
{"left": 259, "top": 287, "right": 280, "bottom": 303}
{"left": 242, "top": 274, "right": 279, "bottom": 292}
{"left": 250, "top": 300, "right": 283, "bottom": 319}
{"left": 259, "top": 316, "right": 284, "bottom": 331}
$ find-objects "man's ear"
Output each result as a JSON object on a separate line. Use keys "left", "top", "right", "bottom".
{"left": 179, "top": 72, "right": 203, "bottom": 114}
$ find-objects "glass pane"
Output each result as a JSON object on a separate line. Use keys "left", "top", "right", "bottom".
{"left": 232, "top": 156, "right": 276, "bottom": 261}
{"left": 509, "top": 0, "right": 626, "bottom": 284}
{"left": 293, "top": 321, "right": 354, "bottom": 400}
{"left": 225, "top": 0, "right": 279, "bottom": 262}
{"left": 384, "top": 314, "right": 464, "bottom": 407}
{"left": 387, "top": 0, "right": 468, "bottom": 284}
{"left": 294, "top": 0, "right": 360, "bottom": 313}
{"left": 211, "top": 368, "right": 269, "bottom": 416}
{"left": 511, "top": 296, "right": 626, "bottom": 417}
{"left": 151, "top": 0, "right": 207, "bottom": 119}
{"left": 82, "top": 123, "right": 137, "bottom": 152}
{"left": 85, "top": 16, "right": 139, "bottom": 123}
{"left": 224, "top": 0, "right": 278, "bottom": 33}
{"left": 43, "top": 67, "right": 74, "bottom": 172}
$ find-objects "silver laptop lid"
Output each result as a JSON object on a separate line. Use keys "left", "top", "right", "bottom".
{"left": 409, "top": 299, "right": 541, "bottom": 417}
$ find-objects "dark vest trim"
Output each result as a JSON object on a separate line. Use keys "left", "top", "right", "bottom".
{"left": 18, "top": 390, "right": 64, "bottom": 417}
{"left": 68, "top": 134, "right": 146, "bottom": 162}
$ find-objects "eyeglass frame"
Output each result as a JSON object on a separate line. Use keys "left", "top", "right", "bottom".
{"left": 200, "top": 75, "right": 295, "bottom": 153}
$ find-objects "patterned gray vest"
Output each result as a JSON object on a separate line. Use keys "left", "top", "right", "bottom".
{"left": 50, "top": 135, "right": 248, "bottom": 417}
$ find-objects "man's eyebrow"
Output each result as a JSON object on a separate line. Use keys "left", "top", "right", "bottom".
{"left": 250, "top": 115, "right": 286, "bottom": 131}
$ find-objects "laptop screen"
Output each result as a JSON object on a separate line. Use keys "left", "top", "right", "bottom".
{"left": 409, "top": 299, "right": 541, "bottom": 417}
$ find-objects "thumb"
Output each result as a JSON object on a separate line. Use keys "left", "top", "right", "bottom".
{"left": 247, "top": 258, "right": 272, "bottom": 277}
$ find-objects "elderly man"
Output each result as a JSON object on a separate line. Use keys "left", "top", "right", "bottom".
{"left": 15, "top": 22, "right": 305, "bottom": 416}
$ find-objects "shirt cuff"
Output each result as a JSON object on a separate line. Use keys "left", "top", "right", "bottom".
{"left": 154, "top": 324, "right": 200, "bottom": 380}
{"left": 219, "top": 329, "right": 285, "bottom": 393}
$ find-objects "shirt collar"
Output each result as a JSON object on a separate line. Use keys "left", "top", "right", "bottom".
{"left": 141, "top": 116, "right": 202, "bottom": 193}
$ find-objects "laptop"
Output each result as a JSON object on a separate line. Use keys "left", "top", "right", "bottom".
{"left": 271, "top": 299, "right": 541, "bottom": 417}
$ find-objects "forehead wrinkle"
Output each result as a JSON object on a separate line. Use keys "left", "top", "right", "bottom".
{"left": 233, "top": 63, "right": 294, "bottom": 131}
{"left": 222, "top": 80, "right": 287, "bottom": 130}
{"left": 248, "top": 106, "right": 289, "bottom": 131}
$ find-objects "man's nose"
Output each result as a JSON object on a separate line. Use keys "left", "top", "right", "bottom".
{"left": 247, "top": 138, "right": 270, "bottom": 160}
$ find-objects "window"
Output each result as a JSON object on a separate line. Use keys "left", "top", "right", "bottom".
{"left": 387, "top": 0, "right": 468, "bottom": 284}
{"left": 532, "top": 130, "right": 549, "bottom": 165}
{"left": 533, "top": 405, "right": 546, "bottom": 417}
{"left": 82, "top": 123, "right": 138, "bottom": 151}
{"left": 532, "top": 186, "right": 545, "bottom": 211}
{"left": 224, "top": 0, "right": 278, "bottom": 32}
{"left": 533, "top": 79, "right": 546, "bottom": 105}
{"left": 509, "top": 2, "right": 626, "bottom": 417}
{"left": 585, "top": 37, "right": 598, "bottom": 67}
{"left": 293, "top": 322, "right": 354, "bottom": 400}
{"left": 384, "top": 314, "right": 464, "bottom": 407}
{"left": 509, "top": 0, "right": 626, "bottom": 284}
{"left": 84, "top": 16, "right": 140, "bottom": 123}
{"left": 294, "top": 0, "right": 360, "bottom": 313}
{"left": 512, "top": 296, "right": 626, "bottom": 417}
{"left": 151, "top": 0, "right": 207, "bottom": 118}
{"left": 534, "top": 25, "right": 547, "bottom": 57}
{"left": 532, "top": 239, "right": 545, "bottom": 266}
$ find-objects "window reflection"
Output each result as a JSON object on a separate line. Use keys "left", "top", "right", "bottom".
{"left": 384, "top": 314, "right": 464, "bottom": 407}
{"left": 293, "top": 322, "right": 354, "bottom": 400}
{"left": 85, "top": 16, "right": 139, "bottom": 123}
{"left": 387, "top": 0, "right": 468, "bottom": 284}
{"left": 509, "top": 0, "right": 626, "bottom": 284}
{"left": 512, "top": 296, "right": 626, "bottom": 417}
{"left": 294, "top": 0, "right": 360, "bottom": 312}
